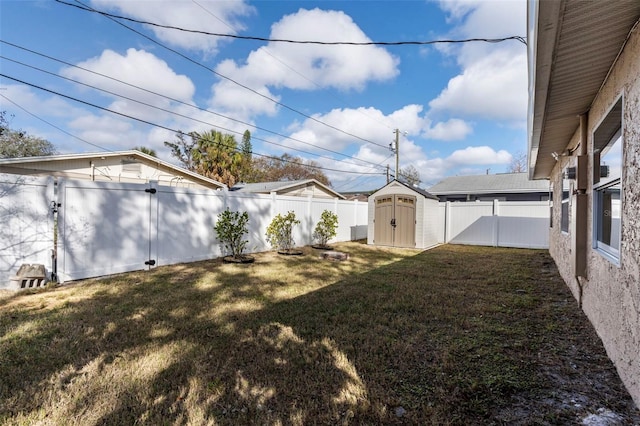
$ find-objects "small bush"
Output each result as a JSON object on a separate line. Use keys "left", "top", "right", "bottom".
{"left": 313, "top": 210, "right": 338, "bottom": 247}
{"left": 265, "top": 211, "right": 300, "bottom": 252}
{"left": 213, "top": 208, "right": 249, "bottom": 259}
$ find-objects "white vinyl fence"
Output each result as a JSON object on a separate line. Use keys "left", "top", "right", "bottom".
{"left": 0, "top": 174, "right": 55, "bottom": 287}
{"left": 438, "top": 200, "right": 550, "bottom": 249}
{"left": 52, "top": 178, "right": 368, "bottom": 284}
{"left": 2, "top": 175, "right": 550, "bottom": 289}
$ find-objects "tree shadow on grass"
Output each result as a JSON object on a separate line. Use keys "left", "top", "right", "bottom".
{"left": 1, "top": 245, "right": 638, "bottom": 425}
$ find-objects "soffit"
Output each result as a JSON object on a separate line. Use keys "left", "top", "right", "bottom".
{"left": 530, "top": 0, "right": 640, "bottom": 179}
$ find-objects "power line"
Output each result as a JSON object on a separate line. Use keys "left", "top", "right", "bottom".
{"left": 0, "top": 73, "right": 385, "bottom": 176}
{"left": 56, "top": 0, "right": 527, "bottom": 46}
{"left": 0, "top": 54, "right": 386, "bottom": 172}
{"left": 190, "top": 0, "right": 396, "bottom": 132}
{"left": 0, "top": 41, "right": 387, "bottom": 169}
{"left": 0, "top": 94, "right": 112, "bottom": 152}
{"left": 59, "top": 0, "right": 391, "bottom": 150}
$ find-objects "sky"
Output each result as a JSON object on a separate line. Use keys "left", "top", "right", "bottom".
{"left": 0, "top": 0, "right": 528, "bottom": 192}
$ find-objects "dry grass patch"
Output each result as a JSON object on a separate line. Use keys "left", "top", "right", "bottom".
{"left": 0, "top": 243, "right": 638, "bottom": 425}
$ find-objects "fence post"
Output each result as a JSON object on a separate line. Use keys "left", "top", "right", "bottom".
{"left": 148, "top": 180, "right": 159, "bottom": 268}
{"left": 444, "top": 201, "right": 451, "bottom": 243}
{"left": 307, "top": 195, "right": 313, "bottom": 244}
{"left": 270, "top": 191, "right": 277, "bottom": 218}
{"left": 493, "top": 199, "right": 500, "bottom": 247}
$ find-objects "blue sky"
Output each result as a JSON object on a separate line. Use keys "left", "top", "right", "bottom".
{"left": 0, "top": 0, "right": 527, "bottom": 191}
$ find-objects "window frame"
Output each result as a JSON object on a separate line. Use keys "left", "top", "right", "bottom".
{"left": 592, "top": 96, "right": 623, "bottom": 264}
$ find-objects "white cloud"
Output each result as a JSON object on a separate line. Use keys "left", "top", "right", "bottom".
{"left": 62, "top": 48, "right": 196, "bottom": 122}
{"left": 423, "top": 118, "right": 473, "bottom": 141}
{"left": 90, "top": 0, "right": 254, "bottom": 54}
{"left": 446, "top": 146, "right": 512, "bottom": 165}
{"left": 430, "top": 0, "right": 527, "bottom": 123}
{"left": 63, "top": 49, "right": 195, "bottom": 103}
{"left": 68, "top": 113, "right": 145, "bottom": 150}
{"left": 429, "top": 51, "right": 526, "bottom": 121}
{"left": 2, "top": 84, "right": 82, "bottom": 119}
{"left": 209, "top": 8, "right": 399, "bottom": 117}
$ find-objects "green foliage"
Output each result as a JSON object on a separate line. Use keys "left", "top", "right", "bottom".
{"left": 265, "top": 211, "right": 300, "bottom": 252}
{"left": 164, "top": 129, "right": 248, "bottom": 187}
{"left": 1, "top": 111, "right": 57, "bottom": 158}
{"left": 133, "top": 146, "right": 157, "bottom": 157}
{"left": 247, "top": 153, "right": 331, "bottom": 186}
{"left": 313, "top": 210, "right": 338, "bottom": 247}
{"left": 213, "top": 209, "right": 250, "bottom": 259}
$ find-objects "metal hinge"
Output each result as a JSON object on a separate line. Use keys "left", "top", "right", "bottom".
{"left": 145, "top": 260, "right": 156, "bottom": 266}
{"left": 145, "top": 188, "right": 157, "bottom": 194}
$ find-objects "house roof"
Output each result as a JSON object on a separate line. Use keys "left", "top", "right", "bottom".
{"left": 528, "top": 0, "right": 640, "bottom": 179}
{"left": 427, "top": 173, "right": 549, "bottom": 195}
{"left": 231, "top": 179, "right": 345, "bottom": 199}
{"left": 0, "top": 150, "right": 226, "bottom": 189}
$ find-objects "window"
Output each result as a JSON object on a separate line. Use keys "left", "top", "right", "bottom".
{"left": 593, "top": 97, "right": 623, "bottom": 262}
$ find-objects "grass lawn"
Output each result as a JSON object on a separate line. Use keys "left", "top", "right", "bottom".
{"left": 1, "top": 243, "right": 638, "bottom": 425}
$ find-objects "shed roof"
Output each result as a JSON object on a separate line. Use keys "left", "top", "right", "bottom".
{"left": 528, "top": 0, "right": 640, "bottom": 179}
{"left": 0, "top": 150, "right": 226, "bottom": 189}
{"left": 374, "top": 180, "right": 439, "bottom": 201}
{"left": 427, "top": 173, "right": 549, "bottom": 195}
{"left": 231, "top": 179, "right": 345, "bottom": 199}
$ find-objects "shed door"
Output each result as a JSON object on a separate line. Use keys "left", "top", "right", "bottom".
{"left": 395, "top": 195, "right": 416, "bottom": 248}
{"left": 374, "top": 194, "right": 416, "bottom": 247}
{"left": 374, "top": 196, "right": 394, "bottom": 246}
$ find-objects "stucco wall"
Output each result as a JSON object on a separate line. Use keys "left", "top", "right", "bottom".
{"left": 548, "top": 28, "right": 640, "bottom": 407}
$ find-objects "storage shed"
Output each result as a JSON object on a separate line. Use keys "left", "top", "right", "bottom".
{"left": 367, "top": 180, "right": 440, "bottom": 249}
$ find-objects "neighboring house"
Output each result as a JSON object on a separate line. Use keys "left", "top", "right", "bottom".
{"left": 230, "top": 179, "right": 345, "bottom": 199}
{"left": 427, "top": 173, "right": 550, "bottom": 202}
{"left": 0, "top": 150, "right": 225, "bottom": 190}
{"left": 528, "top": 0, "right": 640, "bottom": 407}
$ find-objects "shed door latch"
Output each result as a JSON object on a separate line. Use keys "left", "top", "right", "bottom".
{"left": 145, "top": 260, "right": 156, "bottom": 266}
{"left": 145, "top": 188, "right": 157, "bottom": 194}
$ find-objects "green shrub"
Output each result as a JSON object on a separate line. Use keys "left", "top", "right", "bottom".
{"left": 265, "top": 211, "right": 300, "bottom": 252}
{"left": 313, "top": 210, "right": 338, "bottom": 247}
{"left": 213, "top": 209, "right": 249, "bottom": 259}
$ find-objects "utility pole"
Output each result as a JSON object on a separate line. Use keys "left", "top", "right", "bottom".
{"left": 394, "top": 128, "right": 400, "bottom": 181}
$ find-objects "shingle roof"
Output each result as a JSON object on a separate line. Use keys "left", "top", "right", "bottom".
{"left": 426, "top": 173, "right": 549, "bottom": 195}
{"left": 231, "top": 179, "right": 345, "bottom": 199}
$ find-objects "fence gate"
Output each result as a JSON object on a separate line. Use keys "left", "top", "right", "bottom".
{"left": 58, "top": 180, "right": 156, "bottom": 282}
{"left": 374, "top": 194, "right": 416, "bottom": 248}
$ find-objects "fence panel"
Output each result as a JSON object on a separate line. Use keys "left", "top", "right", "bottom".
{"left": 156, "top": 186, "right": 225, "bottom": 265}
{"left": 439, "top": 200, "right": 550, "bottom": 249}
{"left": 226, "top": 192, "right": 273, "bottom": 253}
{"left": 337, "top": 200, "right": 368, "bottom": 241}
{"left": 496, "top": 202, "right": 550, "bottom": 249}
{"left": 0, "top": 174, "right": 54, "bottom": 288}
{"left": 447, "top": 202, "right": 496, "bottom": 246}
{"left": 58, "top": 180, "right": 151, "bottom": 283}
